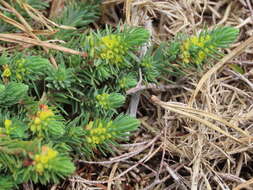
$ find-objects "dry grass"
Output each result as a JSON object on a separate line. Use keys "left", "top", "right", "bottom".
{"left": 1, "top": 0, "right": 253, "bottom": 189}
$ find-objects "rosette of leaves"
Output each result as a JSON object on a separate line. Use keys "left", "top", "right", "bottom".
{"left": 83, "top": 114, "right": 140, "bottom": 155}
{"left": 0, "top": 137, "right": 39, "bottom": 185}
{"left": 24, "top": 145, "right": 75, "bottom": 185}
{"left": 46, "top": 25, "right": 150, "bottom": 117}
{"left": 118, "top": 73, "right": 137, "bottom": 90}
{"left": 82, "top": 26, "right": 150, "bottom": 82}
{"left": 96, "top": 92, "right": 125, "bottom": 111}
{"left": 14, "top": 56, "right": 51, "bottom": 81}
{"left": 28, "top": 105, "right": 66, "bottom": 139}
{"left": 0, "top": 107, "right": 75, "bottom": 186}
{"left": 0, "top": 136, "right": 75, "bottom": 185}
{"left": 0, "top": 54, "right": 51, "bottom": 83}
{"left": 165, "top": 26, "right": 239, "bottom": 75}
{"left": 140, "top": 56, "right": 160, "bottom": 82}
{"left": 0, "top": 117, "right": 28, "bottom": 139}
{"left": 46, "top": 64, "right": 76, "bottom": 90}
{"left": 0, "top": 176, "right": 16, "bottom": 190}
{"left": 0, "top": 82, "right": 28, "bottom": 107}
{"left": 53, "top": 0, "right": 101, "bottom": 40}
{"left": 60, "top": 112, "right": 140, "bottom": 158}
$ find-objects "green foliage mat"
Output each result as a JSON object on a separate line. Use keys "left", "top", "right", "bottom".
{"left": 0, "top": 0, "right": 239, "bottom": 188}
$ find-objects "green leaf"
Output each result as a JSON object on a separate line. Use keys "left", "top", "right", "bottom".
{"left": 0, "top": 176, "right": 16, "bottom": 190}
{"left": 0, "top": 82, "right": 28, "bottom": 107}
{"left": 229, "top": 64, "right": 245, "bottom": 74}
{"left": 96, "top": 93, "right": 125, "bottom": 110}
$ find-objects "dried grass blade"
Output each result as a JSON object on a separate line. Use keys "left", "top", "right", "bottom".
{"left": 125, "top": 0, "right": 132, "bottom": 25}
{"left": 191, "top": 134, "right": 203, "bottom": 190}
{"left": 233, "top": 177, "right": 253, "bottom": 190}
{"left": 151, "top": 96, "right": 244, "bottom": 144}
{"left": 0, "top": 12, "right": 26, "bottom": 31}
{"left": 22, "top": 3, "right": 53, "bottom": 31}
{"left": 22, "top": 3, "right": 76, "bottom": 30}
{"left": 0, "top": 0, "right": 33, "bottom": 32}
{"left": 0, "top": 33, "right": 85, "bottom": 56}
{"left": 165, "top": 103, "right": 251, "bottom": 138}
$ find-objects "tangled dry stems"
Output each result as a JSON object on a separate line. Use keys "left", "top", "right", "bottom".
{"left": 1, "top": 0, "right": 253, "bottom": 189}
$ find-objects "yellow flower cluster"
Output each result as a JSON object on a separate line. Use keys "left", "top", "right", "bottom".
{"left": 96, "top": 93, "right": 110, "bottom": 109}
{"left": 86, "top": 121, "right": 114, "bottom": 145}
{"left": 119, "top": 76, "right": 136, "bottom": 89}
{"left": 15, "top": 59, "right": 29, "bottom": 80}
{"left": 99, "top": 34, "right": 128, "bottom": 64}
{"left": 34, "top": 146, "right": 58, "bottom": 174}
{"left": 30, "top": 105, "right": 54, "bottom": 133}
{"left": 181, "top": 35, "right": 211, "bottom": 65}
{"left": 4, "top": 119, "right": 12, "bottom": 135}
{"left": 141, "top": 58, "right": 153, "bottom": 68}
{"left": 1, "top": 65, "right": 11, "bottom": 78}
{"left": 119, "top": 78, "right": 127, "bottom": 89}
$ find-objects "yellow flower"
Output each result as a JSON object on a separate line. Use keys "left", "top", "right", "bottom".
{"left": 35, "top": 163, "right": 44, "bottom": 174}
{"left": 31, "top": 108, "right": 54, "bottom": 133}
{"left": 47, "top": 148, "right": 58, "bottom": 159}
{"left": 2, "top": 65, "right": 11, "bottom": 77}
{"left": 4, "top": 119, "right": 12, "bottom": 128}
{"left": 99, "top": 34, "right": 127, "bottom": 64}
{"left": 87, "top": 137, "right": 92, "bottom": 143}
{"left": 119, "top": 79, "right": 126, "bottom": 89}
{"left": 38, "top": 109, "right": 54, "bottom": 120}
{"left": 86, "top": 121, "right": 93, "bottom": 130}
{"left": 34, "top": 146, "right": 58, "bottom": 174}
{"left": 16, "top": 58, "right": 25, "bottom": 65}
{"left": 181, "top": 35, "right": 211, "bottom": 64}
{"left": 96, "top": 93, "right": 110, "bottom": 109}
{"left": 30, "top": 124, "right": 37, "bottom": 132}
{"left": 4, "top": 119, "right": 13, "bottom": 135}
{"left": 101, "top": 35, "right": 121, "bottom": 49}
{"left": 86, "top": 120, "right": 114, "bottom": 145}
{"left": 16, "top": 73, "right": 23, "bottom": 80}
{"left": 34, "top": 117, "right": 41, "bottom": 125}
{"left": 40, "top": 156, "right": 49, "bottom": 164}
{"left": 35, "top": 155, "right": 41, "bottom": 162}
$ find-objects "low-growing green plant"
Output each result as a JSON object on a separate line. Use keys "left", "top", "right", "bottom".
{"left": 0, "top": 0, "right": 239, "bottom": 189}
{"left": 164, "top": 27, "right": 239, "bottom": 75}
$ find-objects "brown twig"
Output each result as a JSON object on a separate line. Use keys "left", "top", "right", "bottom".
{"left": 70, "top": 141, "right": 160, "bottom": 185}
{"left": 233, "top": 177, "right": 253, "bottom": 190}
{"left": 78, "top": 135, "right": 159, "bottom": 165}
{"left": 0, "top": 0, "right": 58, "bottom": 67}
{"left": 151, "top": 96, "right": 247, "bottom": 144}
{"left": 126, "top": 83, "right": 183, "bottom": 95}
{"left": 246, "top": 0, "right": 253, "bottom": 23}
{"left": 0, "top": 33, "right": 87, "bottom": 57}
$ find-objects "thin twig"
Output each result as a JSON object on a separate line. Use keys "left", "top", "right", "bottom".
{"left": 165, "top": 163, "right": 189, "bottom": 190}
{"left": 229, "top": 69, "right": 253, "bottom": 91}
{"left": 246, "top": 0, "right": 253, "bottom": 23}
{"left": 0, "top": 33, "right": 87, "bottom": 57}
{"left": 70, "top": 142, "right": 159, "bottom": 185}
{"left": 126, "top": 83, "right": 183, "bottom": 95}
{"left": 78, "top": 136, "right": 159, "bottom": 165}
